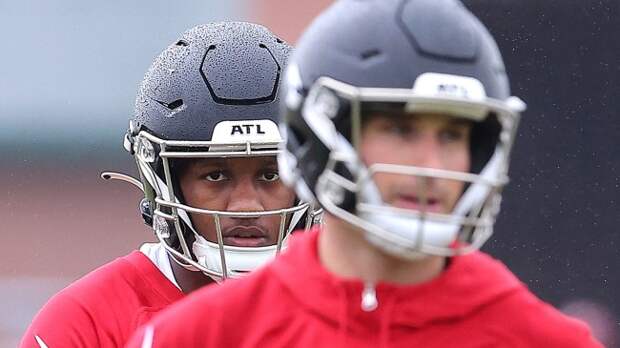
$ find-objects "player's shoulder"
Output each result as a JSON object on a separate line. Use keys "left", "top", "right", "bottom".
{"left": 126, "top": 265, "right": 287, "bottom": 348}
{"left": 19, "top": 284, "right": 93, "bottom": 348}
{"left": 63, "top": 251, "right": 150, "bottom": 297}
{"left": 21, "top": 252, "right": 156, "bottom": 334}
{"left": 48, "top": 252, "right": 143, "bottom": 305}
{"left": 19, "top": 252, "right": 146, "bottom": 347}
{"left": 478, "top": 286, "right": 601, "bottom": 347}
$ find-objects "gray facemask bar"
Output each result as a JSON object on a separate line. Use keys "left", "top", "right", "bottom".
{"left": 152, "top": 199, "right": 312, "bottom": 280}
{"left": 318, "top": 153, "right": 503, "bottom": 256}
{"left": 133, "top": 130, "right": 319, "bottom": 281}
{"left": 307, "top": 76, "right": 523, "bottom": 257}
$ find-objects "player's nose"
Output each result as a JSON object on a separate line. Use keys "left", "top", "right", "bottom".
{"left": 226, "top": 176, "right": 264, "bottom": 213}
{"left": 408, "top": 134, "right": 444, "bottom": 170}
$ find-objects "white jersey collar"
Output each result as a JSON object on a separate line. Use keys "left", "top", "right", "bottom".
{"left": 139, "top": 242, "right": 181, "bottom": 290}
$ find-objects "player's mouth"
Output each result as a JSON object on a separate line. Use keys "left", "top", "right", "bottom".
{"left": 393, "top": 194, "right": 442, "bottom": 213}
{"left": 222, "top": 226, "right": 270, "bottom": 247}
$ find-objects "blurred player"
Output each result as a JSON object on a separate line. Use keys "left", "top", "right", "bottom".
{"left": 127, "top": 0, "right": 602, "bottom": 347}
{"left": 19, "top": 21, "right": 317, "bottom": 348}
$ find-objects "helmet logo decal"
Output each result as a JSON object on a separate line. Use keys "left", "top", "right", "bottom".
{"left": 412, "top": 72, "right": 487, "bottom": 101}
{"left": 211, "top": 119, "right": 282, "bottom": 144}
{"left": 437, "top": 83, "right": 470, "bottom": 99}
{"left": 230, "top": 124, "right": 267, "bottom": 135}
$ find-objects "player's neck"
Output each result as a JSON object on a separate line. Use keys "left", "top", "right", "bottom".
{"left": 318, "top": 214, "right": 446, "bottom": 285}
{"left": 168, "top": 254, "right": 214, "bottom": 294}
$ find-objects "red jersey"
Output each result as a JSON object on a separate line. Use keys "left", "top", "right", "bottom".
{"left": 20, "top": 250, "right": 184, "bottom": 348}
{"left": 127, "top": 228, "right": 601, "bottom": 348}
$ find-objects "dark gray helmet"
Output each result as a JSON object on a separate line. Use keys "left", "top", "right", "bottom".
{"left": 119, "top": 22, "right": 317, "bottom": 282}
{"left": 279, "top": 0, "right": 526, "bottom": 259}
{"left": 133, "top": 22, "right": 290, "bottom": 141}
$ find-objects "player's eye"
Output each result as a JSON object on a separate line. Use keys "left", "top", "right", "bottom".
{"left": 204, "top": 171, "right": 228, "bottom": 182}
{"left": 390, "top": 123, "right": 414, "bottom": 137}
{"left": 439, "top": 125, "right": 470, "bottom": 144}
{"left": 259, "top": 171, "right": 280, "bottom": 182}
{"left": 375, "top": 118, "right": 415, "bottom": 138}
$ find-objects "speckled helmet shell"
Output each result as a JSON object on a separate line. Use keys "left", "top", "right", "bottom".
{"left": 133, "top": 21, "right": 291, "bottom": 140}
{"left": 122, "top": 22, "right": 320, "bottom": 282}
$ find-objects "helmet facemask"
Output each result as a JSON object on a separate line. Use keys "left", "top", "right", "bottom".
{"left": 130, "top": 125, "right": 319, "bottom": 282}
{"left": 282, "top": 73, "right": 525, "bottom": 260}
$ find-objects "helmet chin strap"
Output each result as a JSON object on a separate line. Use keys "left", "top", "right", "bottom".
{"left": 192, "top": 235, "right": 280, "bottom": 281}
{"left": 188, "top": 203, "right": 308, "bottom": 280}
{"left": 357, "top": 173, "right": 459, "bottom": 260}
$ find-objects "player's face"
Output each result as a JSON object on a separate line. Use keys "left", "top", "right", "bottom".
{"left": 178, "top": 157, "right": 296, "bottom": 247}
{"left": 360, "top": 112, "right": 472, "bottom": 214}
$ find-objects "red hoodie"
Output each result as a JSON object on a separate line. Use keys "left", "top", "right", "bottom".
{"left": 127, "top": 227, "right": 601, "bottom": 348}
{"left": 21, "top": 251, "right": 184, "bottom": 348}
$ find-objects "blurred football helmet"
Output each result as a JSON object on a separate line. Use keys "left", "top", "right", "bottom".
{"left": 110, "top": 22, "right": 319, "bottom": 282}
{"left": 279, "top": 0, "right": 525, "bottom": 259}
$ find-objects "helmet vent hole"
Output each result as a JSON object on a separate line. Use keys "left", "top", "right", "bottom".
{"left": 360, "top": 48, "right": 381, "bottom": 60}
{"left": 167, "top": 99, "right": 184, "bottom": 110}
{"left": 175, "top": 40, "right": 189, "bottom": 47}
{"left": 154, "top": 98, "right": 185, "bottom": 111}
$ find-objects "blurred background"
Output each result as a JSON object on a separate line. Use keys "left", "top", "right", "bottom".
{"left": 1, "top": 0, "right": 617, "bottom": 346}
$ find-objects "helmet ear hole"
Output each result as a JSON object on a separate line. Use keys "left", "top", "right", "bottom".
{"left": 469, "top": 113, "right": 502, "bottom": 174}
{"left": 331, "top": 96, "right": 352, "bottom": 140}
{"left": 167, "top": 158, "right": 194, "bottom": 235}
{"left": 167, "top": 99, "right": 184, "bottom": 110}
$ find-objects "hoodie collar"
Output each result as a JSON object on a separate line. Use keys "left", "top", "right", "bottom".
{"left": 272, "top": 227, "right": 523, "bottom": 330}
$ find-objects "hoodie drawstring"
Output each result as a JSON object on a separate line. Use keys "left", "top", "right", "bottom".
{"left": 361, "top": 282, "right": 378, "bottom": 312}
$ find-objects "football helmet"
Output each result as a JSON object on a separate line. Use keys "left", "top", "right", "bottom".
{"left": 109, "top": 22, "right": 319, "bottom": 282}
{"left": 279, "top": 0, "right": 525, "bottom": 259}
